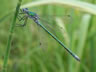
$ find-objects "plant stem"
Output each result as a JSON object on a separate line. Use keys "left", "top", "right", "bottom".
{"left": 2, "top": 0, "right": 22, "bottom": 72}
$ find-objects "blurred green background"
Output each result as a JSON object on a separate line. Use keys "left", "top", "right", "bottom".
{"left": 0, "top": 0, "right": 96, "bottom": 72}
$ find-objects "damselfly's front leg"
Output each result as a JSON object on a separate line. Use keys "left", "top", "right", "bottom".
{"left": 17, "top": 15, "right": 26, "bottom": 21}
{"left": 21, "top": 16, "right": 28, "bottom": 26}
{"left": 16, "top": 15, "right": 28, "bottom": 27}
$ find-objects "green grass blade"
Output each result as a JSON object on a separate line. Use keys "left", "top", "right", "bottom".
{"left": 76, "top": 14, "right": 91, "bottom": 72}
{"left": 2, "top": 0, "right": 22, "bottom": 72}
{"left": 55, "top": 17, "right": 70, "bottom": 46}
{"left": 55, "top": 52, "right": 65, "bottom": 72}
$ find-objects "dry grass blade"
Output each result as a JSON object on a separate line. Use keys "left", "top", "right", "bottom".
{"left": 21, "top": 0, "right": 96, "bottom": 15}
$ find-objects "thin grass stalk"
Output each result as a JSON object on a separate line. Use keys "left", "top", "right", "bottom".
{"left": 76, "top": 14, "right": 91, "bottom": 72}
{"left": 90, "top": 37, "right": 95, "bottom": 72}
{"left": 21, "top": 0, "right": 96, "bottom": 15}
{"left": 68, "top": 13, "right": 74, "bottom": 72}
{"left": 2, "top": 0, "right": 22, "bottom": 72}
{"left": 89, "top": 0, "right": 96, "bottom": 71}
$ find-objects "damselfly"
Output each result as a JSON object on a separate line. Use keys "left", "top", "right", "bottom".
{"left": 17, "top": 8, "right": 80, "bottom": 61}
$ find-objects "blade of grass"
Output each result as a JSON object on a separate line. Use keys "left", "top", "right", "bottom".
{"left": 55, "top": 52, "right": 65, "bottom": 72}
{"left": 55, "top": 17, "right": 70, "bottom": 46}
{"left": 77, "top": 14, "right": 91, "bottom": 58}
{"left": 2, "top": 0, "right": 22, "bottom": 72}
{"left": 1, "top": 0, "right": 96, "bottom": 24}
{"left": 88, "top": 15, "right": 96, "bottom": 72}
{"left": 90, "top": 37, "right": 95, "bottom": 72}
{"left": 21, "top": 0, "right": 96, "bottom": 15}
{"left": 75, "top": 14, "right": 91, "bottom": 72}
{"left": 0, "top": 12, "right": 12, "bottom": 23}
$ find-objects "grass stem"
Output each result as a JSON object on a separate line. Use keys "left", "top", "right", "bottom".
{"left": 2, "top": 0, "right": 22, "bottom": 72}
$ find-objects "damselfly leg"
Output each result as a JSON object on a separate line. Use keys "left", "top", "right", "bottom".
{"left": 16, "top": 12, "right": 28, "bottom": 27}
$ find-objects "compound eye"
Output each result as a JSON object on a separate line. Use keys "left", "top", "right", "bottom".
{"left": 25, "top": 8, "right": 28, "bottom": 10}
{"left": 22, "top": 8, "right": 28, "bottom": 12}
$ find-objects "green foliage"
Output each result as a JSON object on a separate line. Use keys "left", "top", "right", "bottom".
{"left": 2, "top": 0, "right": 22, "bottom": 72}
{"left": 0, "top": 0, "right": 96, "bottom": 72}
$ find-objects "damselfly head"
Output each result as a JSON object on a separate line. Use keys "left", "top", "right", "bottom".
{"left": 22, "top": 8, "right": 29, "bottom": 13}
